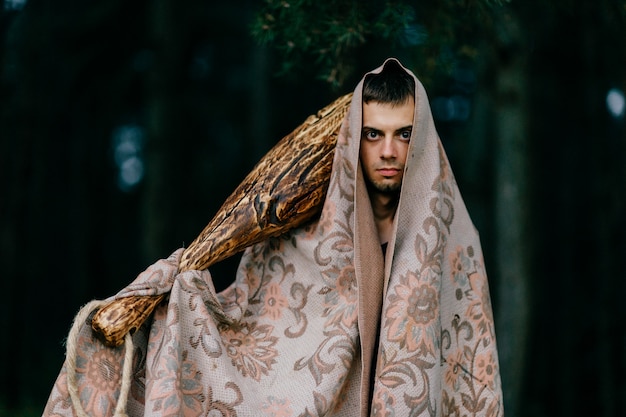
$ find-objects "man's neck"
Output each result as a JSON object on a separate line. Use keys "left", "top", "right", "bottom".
{"left": 369, "top": 192, "right": 399, "bottom": 245}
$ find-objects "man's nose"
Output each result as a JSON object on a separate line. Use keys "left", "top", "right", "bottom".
{"left": 381, "top": 137, "right": 396, "bottom": 159}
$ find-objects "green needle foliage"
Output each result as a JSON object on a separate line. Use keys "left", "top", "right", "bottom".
{"left": 251, "top": 0, "right": 510, "bottom": 87}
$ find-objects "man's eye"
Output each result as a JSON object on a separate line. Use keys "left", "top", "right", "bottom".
{"left": 364, "top": 131, "right": 379, "bottom": 140}
{"left": 400, "top": 130, "right": 411, "bottom": 141}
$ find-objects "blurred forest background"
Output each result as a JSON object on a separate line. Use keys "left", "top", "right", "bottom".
{"left": 1, "top": 0, "right": 625, "bottom": 416}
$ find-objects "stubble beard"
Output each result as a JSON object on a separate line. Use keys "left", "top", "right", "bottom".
{"left": 364, "top": 175, "right": 402, "bottom": 197}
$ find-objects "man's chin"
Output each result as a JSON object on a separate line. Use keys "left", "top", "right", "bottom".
{"left": 369, "top": 181, "right": 402, "bottom": 194}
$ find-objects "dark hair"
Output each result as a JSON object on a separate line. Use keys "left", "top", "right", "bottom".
{"left": 362, "top": 60, "right": 415, "bottom": 106}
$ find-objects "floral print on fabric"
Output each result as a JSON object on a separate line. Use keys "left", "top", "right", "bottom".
{"left": 147, "top": 350, "right": 204, "bottom": 417}
{"left": 261, "top": 396, "right": 293, "bottom": 417}
{"left": 260, "top": 282, "right": 289, "bottom": 320}
{"left": 385, "top": 271, "right": 439, "bottom": 356}
{"left": 441, "top": 244, "right": 502, "bottom": 417}
{"left": 43, "top": 59, "right": 502, "bottom": 417}
{"left": 221, "top": 322, "right": 279, "bottom": 381}
{"left": 43, "top": 319, "right": 150, "bottom": 417}
{"left": 321, "top": 261, "right": 358, "bottom": 329}
{"left": 372, "top": 132, "right": 501, "bottom": 415}
{"left": 73, "top": 336, "right": 126, "bottom": 416}
{"left": 43, "top": 368, "right": 73, "bottom": 417}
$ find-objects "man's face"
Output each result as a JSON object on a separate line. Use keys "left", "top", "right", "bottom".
{"left": 360, "top": 99, "right": 415, "bottom": 195}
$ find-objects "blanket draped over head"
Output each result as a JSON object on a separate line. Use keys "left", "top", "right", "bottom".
{"left": 44, "top": 59, "right": 503, "bottom": 417}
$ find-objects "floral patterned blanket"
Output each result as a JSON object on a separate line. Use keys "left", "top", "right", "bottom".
{"left": 43, "top": 59, "right": 503, "bottom": 417}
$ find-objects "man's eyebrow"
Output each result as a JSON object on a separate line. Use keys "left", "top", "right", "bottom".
{"left": 361, "top": 125, "right": 413, "bottom": 136}
{"left": 361, "top": 126, "right": 382, "bottom": 134}
{"left": 395, "top": 125, "right": 413, "bottom": 132}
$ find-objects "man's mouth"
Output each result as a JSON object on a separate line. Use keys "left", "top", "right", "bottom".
{"left": 377, "top": 167, "right": 401, "bottom": 177}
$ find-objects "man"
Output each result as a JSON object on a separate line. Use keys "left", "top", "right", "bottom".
{"left": 44, "top": 58, "right": 502, "bottom": 417}
{"left": 359, "top": 61, "right": 415, "bottom": 247}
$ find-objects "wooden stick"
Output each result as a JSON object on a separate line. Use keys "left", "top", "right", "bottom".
{"left": 91, "top": 94, "right": 352, "bottom": 347}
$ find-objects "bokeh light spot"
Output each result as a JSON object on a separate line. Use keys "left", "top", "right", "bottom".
{"left": 606, "top": 88, "right": 625, "bottom": 118}
{"left": 112, "top": 124, "right": 145, "bottom": 192}
{"left": 4, "top": 0, "right": 27, "bottom": 10}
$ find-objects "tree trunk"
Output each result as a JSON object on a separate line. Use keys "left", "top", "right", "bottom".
{"left": 492, "top": 11, "right": 530, "bottom": 417}
{"left": 141, "top": 0, "right": 184, "bottom": 263}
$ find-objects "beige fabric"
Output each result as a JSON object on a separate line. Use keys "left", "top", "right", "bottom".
{"left": 44, "top": 58, "right": 502, "bottom": 417}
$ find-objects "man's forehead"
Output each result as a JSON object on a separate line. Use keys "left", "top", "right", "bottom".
{"left": 362, "top": 100, "right": 415, "bottom": 126}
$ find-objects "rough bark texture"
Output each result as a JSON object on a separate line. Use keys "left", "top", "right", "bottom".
{"left": 91, "top": 94, "right": 351, "bottom": 347}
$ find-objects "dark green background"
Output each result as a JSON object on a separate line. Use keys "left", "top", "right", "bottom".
{"left": 1, "top": 0, "right": 625, "bottom": 416}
